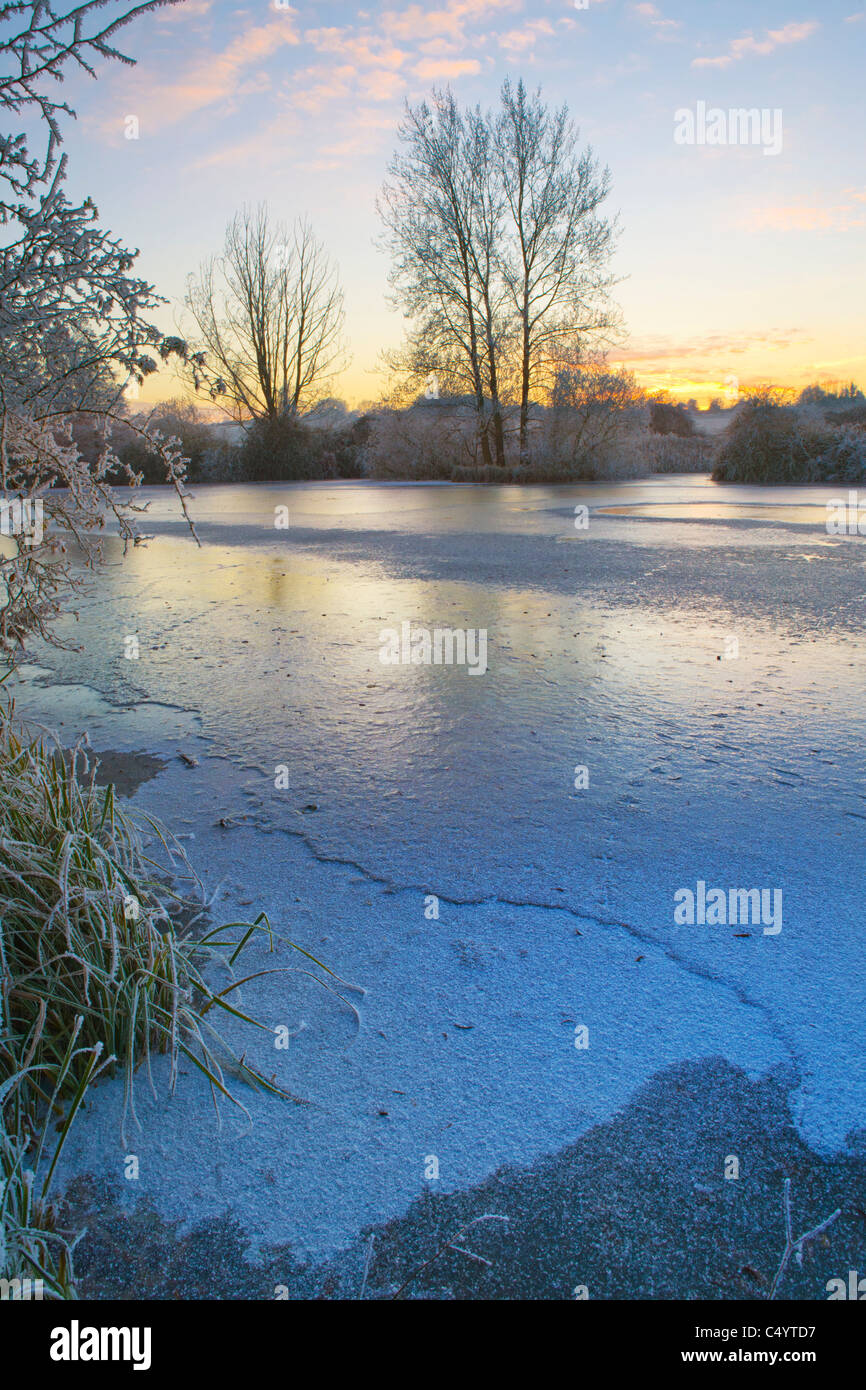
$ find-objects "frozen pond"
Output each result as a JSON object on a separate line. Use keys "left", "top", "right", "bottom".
{"left": 9, "top": 474, "right": 866, "bottom": 1266}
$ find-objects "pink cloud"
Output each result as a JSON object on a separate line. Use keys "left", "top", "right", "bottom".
{"left": 751, "top": 201, "right": 866, "bottom": 232}
{"left": 304, "top": 27, "right": 408, "bottom": 69}
{"left": 381, "top": 0, "right": 520, "bottom": 44}
{"left": 413, "top": 57, "right": 483, "bottom": 79}
{"left": 499, "top": 19, "right": 555, "bottom": 54}
{"left": 287, "top": 64, "right": 355, "bottom": 115}
{"left": 618, "top": 330, "right": 810, "bottom": 366}
{"left": 111, "top": 15, "right": 302, "bottom": 131}
{"left": 632, "top": 4, "right": 680, "bottom": 32}
{"left": 359, "top": 69, "right": 408, "bottom": 100}
{"left": 157, "top": 0, "right": 213, "bottom": 21}
{"left": 693, "top": 20, "right": 819, "bottom": 69}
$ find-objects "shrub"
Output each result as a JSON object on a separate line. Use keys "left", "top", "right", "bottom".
{"left": 712, "top": 391, "right": 823, "bottom": 483}
{"left": 816, "top": 424, "right": 866, "bottom": 483}
{"left": 365, "top": 405, "right": 481, "bottom": 479}
{"left": 239, "top": 415, "right": 324, "bottom": 481}
{"left": 711, "top": 388, "right": 866, "bottom": 484}
{"left": 834, "top": 405, "right": 866, "bottom": 428}
{"left": 531, "top": 365, "right": 646, "bottom": 479}
{"left": 107, "top": 400, "right": 216, "bottom": 485}
{"left": 451, "top": 462, "right": 514, "bottom": 483}
{"left": 237, "top": 413, "right": 366, "bottom": 481}
{"left": 649, "top": 401, "right": 695, "bottom": 437}
{"left": 195, "top": 441, "right": 245, "bottom": 482}
{"left": 327, "top": 413, "right": 372, "bottom": 478}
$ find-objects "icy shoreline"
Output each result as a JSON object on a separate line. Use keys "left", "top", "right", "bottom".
{"left": 7, "top": 478, "right": 865, "bottom": 1276}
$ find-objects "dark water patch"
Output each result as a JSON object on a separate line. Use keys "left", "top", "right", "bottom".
{"left": 52, "top": 747, "right": 167, "bottom": 798}
{"left": 61, "top": 1057, "right": 866, "bottom": 1300}
{"left": 86, "top": 749, "right": 167, "bottom": 797}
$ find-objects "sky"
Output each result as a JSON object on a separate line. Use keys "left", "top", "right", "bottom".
{"left": 50, "top": 0, "right": 866, "bottom": 409}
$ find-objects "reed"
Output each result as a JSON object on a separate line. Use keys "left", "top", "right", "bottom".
{"left": 0, "top": 697, "right": 348, "bottom": 1297}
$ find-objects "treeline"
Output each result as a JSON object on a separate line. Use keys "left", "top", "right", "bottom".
{"left": 365, "top": 367, "right": 709, "bottom": 481}
{"left": 103, "top": 377, "right": 866, "bottom": 489}
{"left": 99, "top": 369, "right": 705, "bottom": 486}
{"left": 159, "top": 81, "right": 866, "bottom": 489}
{"left": 94, "top": 399, "right": 369, "bottom": 484}
{"left": 94, "top": 401, "right": 371, "bottom": 485}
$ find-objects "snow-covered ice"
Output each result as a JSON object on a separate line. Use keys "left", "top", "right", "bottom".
{"left": 10, "top": 476, "right": 865, "bottom": 1261}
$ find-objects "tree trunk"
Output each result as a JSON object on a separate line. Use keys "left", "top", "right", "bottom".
{"left": 519, "top": 292, "right": 530, "bottom": 465}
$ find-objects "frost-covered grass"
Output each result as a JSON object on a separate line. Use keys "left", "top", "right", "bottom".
{"left": 643, "top": 432, "right": 713, "bottom": 474}
{"left": 0, "top": 697, "right": 310, "bottom": 1298}
{"left": 712, "top": 392, "right": 866, "bottom": 484}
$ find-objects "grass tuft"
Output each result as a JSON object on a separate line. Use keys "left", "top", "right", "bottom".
{"left": 0, "top": 695, "right": 355, "bottom": 1297}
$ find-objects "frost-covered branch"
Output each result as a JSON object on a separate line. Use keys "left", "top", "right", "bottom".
{"left": 0, "top": 0, "right": 221, "bottom": 657}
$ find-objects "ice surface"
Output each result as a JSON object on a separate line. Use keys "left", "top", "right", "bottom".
{"left": 10, "top": 477, "right": 865, "bottom": 1258}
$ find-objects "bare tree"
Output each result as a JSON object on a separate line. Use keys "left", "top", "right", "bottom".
{"left": 378, "top": 91, "right": 502, "bottom": 467}
{"left": 464, "top": 103, "right": 509, "bottom": 467}
{"left": 495, "top": 78, "right": 619, "bottom": 464}
{"left": 380, "top": 82, "right": 620, "bottom": 470}
{"left": 184, "top": 207, "right": 346, "bottom": 422}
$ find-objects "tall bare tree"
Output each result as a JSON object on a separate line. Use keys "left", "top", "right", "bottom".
{"left": 380, "top": 82, "right": 619, "bottom": 468}
{"left": 185, "top": 207, "right": 346, "bottom": 422}
{"left": 464, "top": 103, "right": 509, "bottom": 467}
{"left": 379, "top": 91, "right": 505, "bottom": 467}
{"left": 495, "top": 79, "right": 619, "bottom": 464}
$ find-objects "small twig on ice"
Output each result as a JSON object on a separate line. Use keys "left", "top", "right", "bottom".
{"left": 390, "top": 1214, "right": 509, "bottom": 1300}
{"left": 449, "top": 1244, "right": 492, "bottom": 1267}
{"left": 768, "top": 1177, "right": 841, "bottom": 1300}
{"left": 358, "top": 1233, "right": 375, "bottom": 1301}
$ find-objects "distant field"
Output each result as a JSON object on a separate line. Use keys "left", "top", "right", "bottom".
{"left": 693, "top": 410, "right": 734, "bottom": 438}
